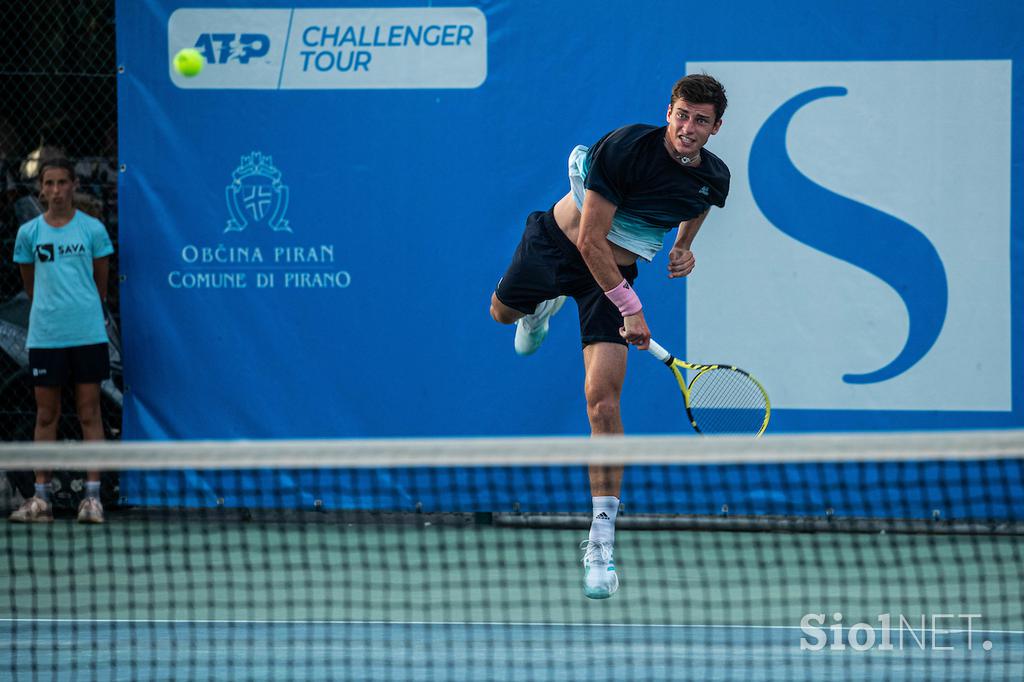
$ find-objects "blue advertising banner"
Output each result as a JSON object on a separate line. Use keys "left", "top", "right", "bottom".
{"left": 116, "top": 0, "right": 1023, "bottom": 511}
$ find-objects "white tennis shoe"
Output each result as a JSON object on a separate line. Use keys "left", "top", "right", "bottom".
{"left": 77, "top": 497, "right": 105, "bottom": 524}
{"left": 514, "top": 296, "right": 566, "bottom": 356}
{"left": 580, "top": 539, "right": 618, "bottom": 599}
{"left": 9, "top": 496, "right": 53, "bottom": 523}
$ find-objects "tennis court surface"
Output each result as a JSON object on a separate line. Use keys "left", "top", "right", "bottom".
{"left": 2, "top": 431, "right": 1022, "bottom": 680}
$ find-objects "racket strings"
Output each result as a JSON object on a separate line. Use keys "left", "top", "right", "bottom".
{"left": 687, "top": 367, "right": 768, "bottom": 434}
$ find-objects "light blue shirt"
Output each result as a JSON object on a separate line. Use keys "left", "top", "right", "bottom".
{"left": 13, "top": 211, "right": 114, "bottom": 349}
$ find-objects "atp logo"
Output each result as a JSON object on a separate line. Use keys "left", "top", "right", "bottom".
{"left": 685, "top": 60, "right": 1012, "bottom": 412}
{"left": 169, "top": 7, "right": 487, "bottom": 90}
{"left": 193, "top": 33, "right": 270, "bottom": 65}
{"left": 225, "top": 152, "right": 291, "bottom": 233}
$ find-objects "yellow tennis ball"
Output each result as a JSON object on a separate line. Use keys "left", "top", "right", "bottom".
{"left": 173, "top": 48, "right": 204, "bottom": 78}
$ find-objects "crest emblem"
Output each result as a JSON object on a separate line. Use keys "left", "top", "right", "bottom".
{"left": 225, "top": 152, "right": 291, "bottom": 233}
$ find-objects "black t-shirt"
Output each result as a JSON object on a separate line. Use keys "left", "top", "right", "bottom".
{"left": 572, "top": 124, "right": 730, "bottom": 260}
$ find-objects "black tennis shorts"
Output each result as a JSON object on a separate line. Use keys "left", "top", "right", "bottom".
{"left": 494, "top": 208, "right": 638, "bottom": 347}
{"left": 29, "top": 343, "right": 110, "bottom": 387}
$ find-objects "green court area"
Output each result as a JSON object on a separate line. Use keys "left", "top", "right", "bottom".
{"left": 3, "top": 517, "right": 1022, "bottom": 680}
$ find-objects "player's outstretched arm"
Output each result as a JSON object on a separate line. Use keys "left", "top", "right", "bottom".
{"left": 577, "top": 190, "right": 650, "bottom": 348}
{"left": 576, "top": 190, "right": 625, "bottom": 290}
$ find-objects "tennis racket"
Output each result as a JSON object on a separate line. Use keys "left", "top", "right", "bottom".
{"left": 646, "top": 339, "right": 770, "bottom": 436}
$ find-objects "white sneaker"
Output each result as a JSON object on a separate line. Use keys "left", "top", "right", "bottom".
{"left": 9, "top": 496, "right": 53, "bottom": 523}
{"left": 77, "top": 497, "right": 105, "bottom": 524}
{"left": 514, "top": 296, "right": 566, "bottom": 356}
{"left": 580, "top": 539, "right": 618, "bottom": 599}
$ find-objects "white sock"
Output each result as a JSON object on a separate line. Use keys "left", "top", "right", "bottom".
{"left": 34, "top": 483, "right": 52, "bottom": 503}
{"left": 588, "top": 496, "right": 619, "bottom": 546}
{"left": 85, "top": 481, "right": 101, "bottom": 500}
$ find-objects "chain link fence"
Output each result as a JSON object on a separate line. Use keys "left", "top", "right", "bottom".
{"left": 0, "top": 0, "right": 120, "bottom": 448}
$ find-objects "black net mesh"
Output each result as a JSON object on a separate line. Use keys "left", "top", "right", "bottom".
{"left": 1, "top": 433, "right": 1022, "bottom": 680}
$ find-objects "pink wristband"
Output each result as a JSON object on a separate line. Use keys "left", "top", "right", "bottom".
{"left": 604, "top": 279, "right": 642, "bottom": 316}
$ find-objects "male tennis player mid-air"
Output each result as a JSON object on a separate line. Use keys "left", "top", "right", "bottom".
{"left": 489, "top": 74, "right": 730, "bottom": 599}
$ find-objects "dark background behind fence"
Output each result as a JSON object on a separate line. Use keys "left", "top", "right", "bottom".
{"left": 0, "top": 0, "right": 121, "bottom": 444}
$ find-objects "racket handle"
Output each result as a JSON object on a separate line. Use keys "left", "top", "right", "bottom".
{"left": 646, "top": 339, "right": 673, "bottom": 364}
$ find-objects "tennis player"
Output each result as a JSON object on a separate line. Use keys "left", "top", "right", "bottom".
{"left": 490, "top": 74, "right": 730, "bottom": 598}
{"left": 8, "top": 158, "right": 113, "bottom": 524}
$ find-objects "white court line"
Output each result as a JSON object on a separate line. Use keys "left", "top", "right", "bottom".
{"left": 1, "top": 618, "right": 1022, "bottom": 635}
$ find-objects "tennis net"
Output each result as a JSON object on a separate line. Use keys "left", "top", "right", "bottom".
{"left": 1, "top": 430, "right": 1023, "bottom": 681}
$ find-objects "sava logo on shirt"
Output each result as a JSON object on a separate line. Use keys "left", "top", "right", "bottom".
{"left": 59, "top": 243, "right": 87, "bottom": 256}
{"left": 35, "top": 243, "right": 87, "bottom": 262}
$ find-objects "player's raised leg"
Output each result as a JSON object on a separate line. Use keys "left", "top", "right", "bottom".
{"left": 490, "top": 211, "right": 570, "bottom": 355}
{"left": 492, "top": 291, "right": 567, "bottom": 358}
{"left": 513, "top": 296, "right": 566, "bottom": 355}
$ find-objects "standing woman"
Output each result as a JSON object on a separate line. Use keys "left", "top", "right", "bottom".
{"left": 9, "top": 158, "right": 114, "bottom": 524}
